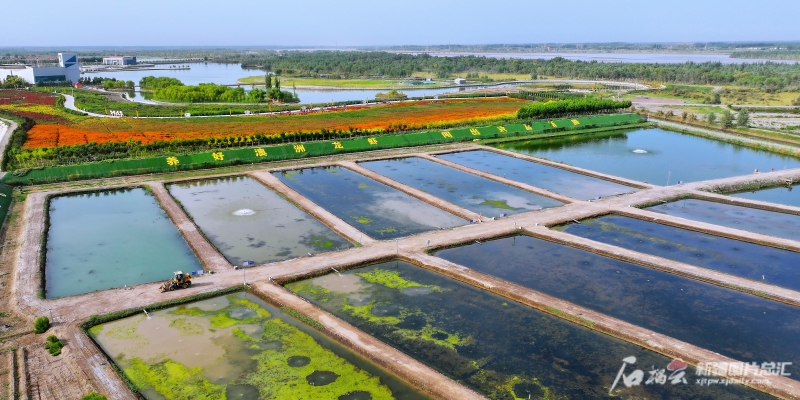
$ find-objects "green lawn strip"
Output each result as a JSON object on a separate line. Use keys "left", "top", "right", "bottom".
{"left": 2, "top": 114, "right": 643, "bottom": 185}
{"left": 0, "top": 183, "right": 13, "bottom": 229}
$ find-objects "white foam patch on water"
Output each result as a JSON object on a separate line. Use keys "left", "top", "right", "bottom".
{"left": 232, "top": 208, "right": 256, "bottom": 216}
{"left": 632, "top": 149, "right": 648, "bottom": 154}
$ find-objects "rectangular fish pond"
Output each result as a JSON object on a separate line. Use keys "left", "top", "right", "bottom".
{"left": 731, "top": 184, "right": 800, "bottom": 208}
{"left": 168, "top": 176, "right": 351, "bottom": 266}
{"left": 90, "top": 292, "right": 428, "bottom": 400}
{"left": 645, "top": 198, "right": 800, "bottom": 241}
{"left": 491, "top": 127, "right": 800, "bottom": 184}
{"left": 45, "top": 188, "right": 201, "bottom": 298}
{"left": 436, "top": 150, "right": 636, "bottom": 200}
{"left": 555, "top": 214, "right": 800, "bottom": 291}
{"left": 434, "top": 234, "right": 800, "bottom": 384}
{"left": 273, "top": 166, "right": 465, "bottom": 239}
{"left": 358, "top": 157, "right": 563, "bottom": 217}
{"left": 287, "top": 261, "right": 770, "bottom": 399}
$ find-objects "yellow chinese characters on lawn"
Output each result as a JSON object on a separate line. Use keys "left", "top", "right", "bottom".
{"left": 293, "top": 144, "right": 306, "bottom": 153}
{"left": 254, "top": 148, "right": 267, "bottom": 157}
{"left": 166, "top": 156, "right": 179, "bottom": 166}
{"left": 497, "top": 126, "right": 507, "bottom": 133}
{"left": 332, "top": 142, "right": 344, "bottom": 149}
{"left": 524, "top": 124, "right": 533, "bottom": 131}
{"left": 470, "top": 128, "right": 480, "bottom": 136}
{"left": 367, "top": 138, "right": 378, "bottom": 145}
{"left": 441, "top": 131, "right": 453, "bottom": 138}
{"left": 549, "top": 121, "right": 557, "bottom": 127}
{"left": 571, "top": 119, "right": 580, "bottom": 125}
{"left": 212, "top": 152, "right": 224, "bottom": 161}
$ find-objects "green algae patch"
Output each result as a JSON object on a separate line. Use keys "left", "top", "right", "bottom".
{"left": 243, "top": 318, "right": 394, "bottom": 399}
{"left": 504, "top": 376, "right": 551, "bottom": 400}
{"left": 375, "top": 226, "right": 398, "bottom": 235}
{"left": 105, "top": 316, "right": 147, "bottom": 342}
{"left": 479, "top": 199, "right": 519, "bottom": 210}
{"left": 282, "top": 170, "right": 299, "bottom": 180}
{"left": 358, "top": 183, "right": 369, "bottom": 189}
{"left": 287, "top": 282, "right": 334, "bottom": 303}
{"left": 309, "top": 235, "right": 335, "bottom": 249}
{"left": 173, "top": 296, "right": 270, "bottom": 328}
{"left": 169, "top": 306, "right": 206, "bottom": 317}
{"left": 342, "top": 301, "right": 403, "bottom": 326}
{"left": 392, "top": 325, "right": 472, "bottom": 350}
{"left": 125, "top": 358, "right": 226, "bottom": 400}
{"left": 356, "top": 269, "right": 441, "bottom": 292}
{"left": 88, "top": 325, "right": 103, "bottom": 337}
{"left": 169, "top": 318, "right": 203, "bottom": 336}
{"left": 352, "top": 216, "right": 373, "bottom": 224}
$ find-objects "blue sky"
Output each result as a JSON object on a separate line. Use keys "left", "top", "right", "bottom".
{"left": 3, "top": 0, "right": 798, "bottom": 47}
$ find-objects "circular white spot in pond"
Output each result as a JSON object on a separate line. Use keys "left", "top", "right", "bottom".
{"left": 233, "top": 209, "right": 256, "bottom": 216}
{"left": 632, "top": 149, "right": 648, "bottom": 154}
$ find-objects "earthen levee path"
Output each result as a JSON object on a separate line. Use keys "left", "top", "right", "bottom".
{"left": 9, "top": 145, "right": 800, "bottom": 399}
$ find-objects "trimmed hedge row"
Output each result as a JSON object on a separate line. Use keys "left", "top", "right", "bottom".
{"left": 2, "top": 113, "right": 643, "bottom": 185}
{"left": 517, "top": 99, "right": 632, "bottom": 119}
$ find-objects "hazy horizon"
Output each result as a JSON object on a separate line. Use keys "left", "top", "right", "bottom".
{"left": 3, "top": 0, "right": 798, "bottom": 47}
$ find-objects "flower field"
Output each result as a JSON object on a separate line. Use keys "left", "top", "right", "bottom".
{"left": 20, "top": 97, "right": 526, "bottom": 148}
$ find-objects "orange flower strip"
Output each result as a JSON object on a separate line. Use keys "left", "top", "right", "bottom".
{"left": 23, "top": 98, "right": 525, "bottom": 148}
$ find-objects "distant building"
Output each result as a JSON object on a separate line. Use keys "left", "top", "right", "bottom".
{"left": 0, "top": 53, "right": 80, "bottom": 84}
{"left": 454, "top": 78, "right": 467, "bottom": 85}
{"left": 102, "top": 56, "right": 137, "bottom": 66}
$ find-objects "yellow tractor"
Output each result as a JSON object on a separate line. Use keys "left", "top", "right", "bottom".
{"left": 159, "top": 271, "right": 192, "bottom": 292}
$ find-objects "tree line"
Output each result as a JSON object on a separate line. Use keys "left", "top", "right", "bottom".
{"left": 232, "top": 51, "right": 800, "bottom": 92}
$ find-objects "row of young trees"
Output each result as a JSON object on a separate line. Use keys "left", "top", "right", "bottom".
{"left": 232, "top": 51, "right": 800, "bottom": 91}
{"left": 0, "top": 76, "right": 28, "bottom": 88}
{"left": 150, "top": 83, "right": 298, "bottom": 103}
{"left": 517, "top": 99, "right": 632, "bottom": 119}
{"left": 139, "top": 76, "right": 184, "bottom": 90}
{"left": 78, "top": 77, "right": 134, "bottom": 89}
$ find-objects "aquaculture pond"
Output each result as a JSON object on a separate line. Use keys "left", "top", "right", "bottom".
{"left": 437, "top": 150, "right": 636, "bottom": 200}
{"left": 274, "top": 166, "right": 464, "bottom": 239}
{"left": 91, "top": 293, "right": 427, "bottom": 400}
{"left": 732, "top": 184, "right": 800, "bottom": 208}
{"left": 492, "top": 127, "right": 800, "bottom": 184}
{"left": 646, "top": 198, "right": 800, "bottom": 240}
{"left": 288, "top": 261, "right": 769, "bottom": 399}
{"left": 168, "top": 176, "right": 350, "bottom": 266}
{"left": 359, "top": 157, "right": 562, "bottom": 217}
{"left": 45, "top": 188, "right": 200, "bottom": 298}
{"left": 556, "top": 214, "right": 800, "bottom": 291}
{"left": 434, "top": 235, "right": 800, "bottom": 384}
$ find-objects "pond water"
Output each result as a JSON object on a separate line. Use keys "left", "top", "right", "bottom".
{"left": 91, "top": 293, "right": 427, "bottom": 400}
{"left": 168, "top": 176, "right": 351, "bottom": 266}
{"left": 645, "top": 198, "right": 800, "bottom": 240}
{"left": 731, "top": 184, "right": 800, "bottom": 208}
{"left": 434, "top": 235, "right": 800, "bottom": 384}
{"left": 274, "top": 166, "right": 465, "bottom": 239}
{"left": 437, "top": 150, "right": 636, "bottom": 200}
{"left": 288, "top": 261, "right": 770, "bottom": 399}
{"left": 82, "top": 63, "right": 261, "bottom": 86}
{"left": 421, "top": 51, "right": 799, "bottom": 64}
{"left": 45, "top": 188, "right": 200, "bottom": 298}
{"left": 492, "top": 128, "right": 800, "bottom": 184}
{"left": 359, "top": 157, "right": 563, "bottom": 217}
{"left": 555, "top": 214, "right": 800, "bottom": 291}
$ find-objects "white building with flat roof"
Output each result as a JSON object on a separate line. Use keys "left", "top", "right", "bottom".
{"left": 0, "top": 53, "right": 79, "bottom": 85}
{"left": 102, "top": 56, "right": 136, "bottom": 66}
